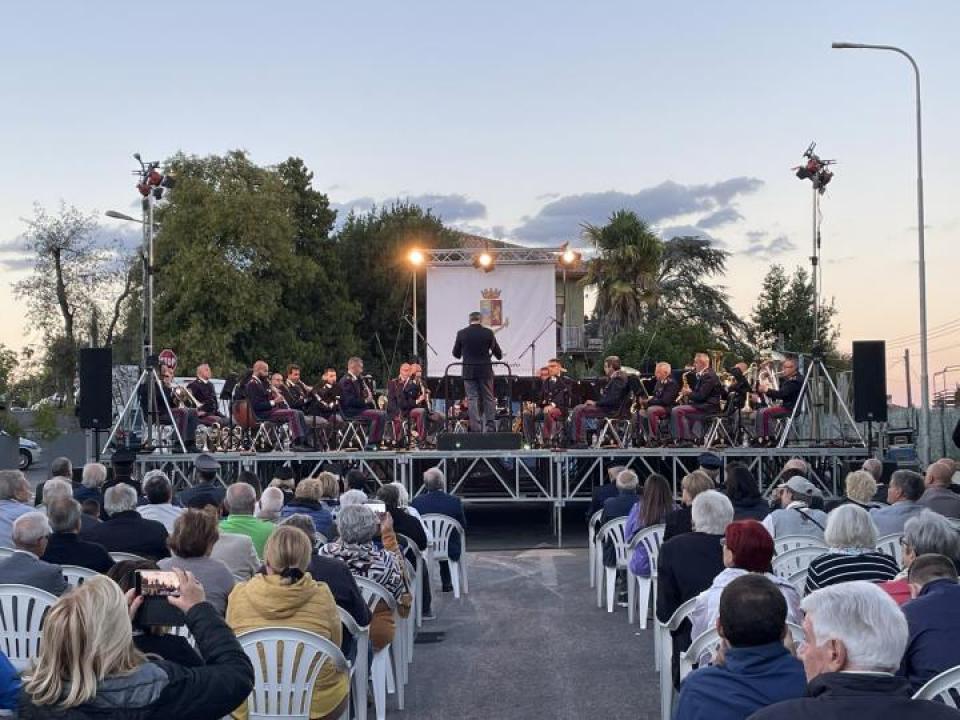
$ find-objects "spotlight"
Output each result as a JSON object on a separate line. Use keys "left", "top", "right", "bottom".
{"left": 559, "top": 244, "right": 581, "bottom": 267}
{"left": 473, "top": 251, "right": 495, "bottom": 272}
{"left": 408, "top": 248, "right": 425, "bottom": 266}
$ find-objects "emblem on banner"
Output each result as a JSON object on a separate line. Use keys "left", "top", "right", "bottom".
{"left": 480, "top": 288, "right": 504, "bottom": 328}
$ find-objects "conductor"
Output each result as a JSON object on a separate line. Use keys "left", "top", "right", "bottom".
{"left": 452, "top": 311, "right": 503, "bottom": 432}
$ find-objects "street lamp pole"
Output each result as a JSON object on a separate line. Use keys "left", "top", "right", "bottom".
{"left": 412, "top": 269, "right": 418, "bottom": 359}
{"left": 831, "top": 42, "right": 930, "bottom": 463}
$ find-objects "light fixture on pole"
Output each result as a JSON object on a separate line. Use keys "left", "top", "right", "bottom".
{"left": 831, "top": 41, "right": 930, "bottom": 463}
{"left": 557, "top": 243, "right": 582, "bottom": 352}
{"left": 473, "top": 250, "right": 494, "bottom": 273}
{"left": 407, "top": 248, "right": 425, "bottom": 358}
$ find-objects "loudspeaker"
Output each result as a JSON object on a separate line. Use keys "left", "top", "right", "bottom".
{"left": 852, "top": 340, "right": 887, "bottom": 423}
{"left": 436, "top": 432, "right": 523, "bottom": 451}
{"left": 78, "top": 347, "right": 113, "bottom": 429}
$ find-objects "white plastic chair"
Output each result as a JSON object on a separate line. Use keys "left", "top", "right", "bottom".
{"left": 396, "top": 533, "right": 426, "bottom": 628}
{"left": 588, "top": 509, "right": 603, "bottom": 588}
{"left": 680, "top": 621, "right": 806, "bottom": 680}
{"left": 772, "top": 546, "right": 827, "bottom": 578}
{"left": 787, "top": 567, "right": 809, "bottom": 595}
{"left": 421, "top": 513, "right": 468, "bottom": 598}
{"left": 237, "top": 626, "right": 350, "bottom": 720}
{"left": 109, "top": 551, "right": 149, "bottom": 563}
{"left": 657, "top": 596, "right": 698, "bottom": 720}
{"left": 0, "top": 583, "right": 58, "bottom": 672}
{"left": 774, "top": 534, "right": 827, "bottom": 555}
{"left": 876, "top": 533, "right": 904, "bottom": 566}
{"left": 354, "top": 576, "right": 403, "bottom": 720}
{"left": 0, "top": 547, "right": 14, "bottom": 560}
{"left": 627, "top": 523, "right": 665, "bottom": 628}
{"left": 61, "top": 564, "right": 99, "bottom": 589}
{"left": 338, "top": 607, "right": 369, "bottom": 720}
{"left": 595, "top": 517, "right": 629, "bottom": 612}
{"left": 912, "top": 664, "right": 960, "bottom": 705}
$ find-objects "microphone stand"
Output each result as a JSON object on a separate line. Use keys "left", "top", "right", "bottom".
{"left": 517, "top": 317, "right": 559, "bottom": 377}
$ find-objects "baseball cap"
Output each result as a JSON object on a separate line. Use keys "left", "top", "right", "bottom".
{"left": 779, "top": 476, "right": 820, "bottom": 497}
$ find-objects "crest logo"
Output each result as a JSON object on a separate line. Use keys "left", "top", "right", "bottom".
{"left": 480, "top": 288, "right": 503, "bottom": 328}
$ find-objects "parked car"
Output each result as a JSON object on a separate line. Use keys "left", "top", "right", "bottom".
{"left": 0, "top": 431, "right": 42, "bottom": 470}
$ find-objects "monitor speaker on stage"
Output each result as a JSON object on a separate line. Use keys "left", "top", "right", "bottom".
{"left": 852, "top": 340, "right": 887, "bottom": 423}
{"left": 437, "top": 432, "right": 523, "bottom": 451}
{"left": 78, "top": 347, "right": 113, "bottom": 429}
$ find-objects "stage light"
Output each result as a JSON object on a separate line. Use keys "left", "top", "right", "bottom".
{"left": 474, "top": 251, "right": 495, "bottom": 272}
{"left": 408, "top": 248, "right": 424, "bottom": 266}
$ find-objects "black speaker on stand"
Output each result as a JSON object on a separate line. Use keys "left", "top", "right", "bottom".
{"left": 78, "top": 347, "right": 113, "bottom": 433}
{"left": 852, "top": 341, "right": 887, "bottom": 455}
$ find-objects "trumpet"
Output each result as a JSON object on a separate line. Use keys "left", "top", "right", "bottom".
{"left": 172, "top": 382, "right": 200, "bottom": 409}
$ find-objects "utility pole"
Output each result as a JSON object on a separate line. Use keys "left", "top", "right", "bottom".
{"left": 904, "top": 348, "right": 913, "bottom": 408}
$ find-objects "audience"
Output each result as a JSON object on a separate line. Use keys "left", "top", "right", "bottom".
{"left": 280, "top": 478, "right": 336, "bottom": 538}
{"left": 102, "top": 448, "right": 139, "bottom": 494}
{"left": 40, "top": 497, "right": 114, "bottom": 573}
{"left": 187, "top": 499, "right": 260, "bottom": 581}
{"left": 219, "top": 483, "right": 274, "bottom": 558}
{"left": 0, "top": 512, "right": 67, "bottom": 595}
{"left": 675, "top": 574, "right": 806, "bottom": 720}
{"left": 825, "top": 470, "right": 881, "bottom": 512}
{"left": 174, "top": 454, "right": 226, "bottom": 508}
{"left": 920, "top": 461, "right": 960, "bottom": 518}
{"left": 804, "top": 505, "right": 898, "bottom": 594}
{"left": 40, "top": 478, "right": 97, "bottom": 532}
{"left": 34, "top": 456, "right": 76, "bottom": 506}
{"left": 664, "top": 471, "right": 715, "bottom": 540}
{"left": 600, "top": 469, "right": 640, "bottom": 570}
{"left": 412, "top": 468, "right": 466, "bottom": 593}
{"left": 697, "top": 453, "right": 722, "bottom": 485}
{"left": 880, "top": 509, "right": 960, "bottom": 604}
{"left": 237, "top": 469, "right": 263, "bottom": 498}
{"left": 0, "top": 469, "right": 32, "bottom": 548}
{"left": 0, "top": 649, "right": 18, "bottom": 712}
{"left": 898, "top": 553, "right": 960, "bottom": 691}
{"left": 75, "top": 461, "right": 107, "bottom": 506}
{"left": 379, "top": 483, "right": 433, "bottom": 618}
{"left": 587, "top": 465, "right": 626, "bottom": 527}
{"left": 316, "top": 472, "right": 343, "bottom": 517}
{"left": 83, "top": 484, "right": 170, "bottom": 560}
{"left": 338, "top": 489, "right": 368, "bottom": 509}
{"left": 869, "top": 470, "right": 925, "bottom": 536}
{"left": 137, "top": 471, "right": 184, "bottom": 533}
{"left": 625, "top": 473, "right": 674, "bottom": 578}
{"left": 345, "top": 468, "right": 371, "bottom": 496}
{"left": 267, "top": 467, "right": 295, "bottom": 504}
{"left": 725, "top": 464, "right": 770, "bottom": 521}
{"left": 254, "top": 486, "right": 285, "bottom": 522}
{"left": 752, "top": 581, "right": 960, "bottom": 719}
{"left": 228, "top": 526, "right": 348, "bottom": 720}
{"left": 19, "top": 572, "right": 254, "bottom": 718}
{"left": 762, "top": 477, "right": 827, "bottom": 541}
{"left": 159, "top": 509, "right": 235, "bottom": 615}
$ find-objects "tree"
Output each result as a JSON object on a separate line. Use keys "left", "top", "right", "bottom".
{"left": 604, "top": 323, "right": 718, "bottom": 372}
{"left": 750, "top": 264, "right": 838, "bottom": 358}
{"left": 0, "top": 344, "right": 16, "bottom": 400}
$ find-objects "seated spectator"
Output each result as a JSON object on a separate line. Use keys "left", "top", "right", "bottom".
{"left": 664, "top": 471, "right": 714, "bottom": 540}
{"left": 228, "top": 526, "right": 348, "bottom": 720}
{"left": 41, "top": 497, "right": 114, "bottom": 573}
{"left": 587, "top": 465, "right": 626, "bottom": 529}
{"left": 75, "top": 461, "right": 107, "bottom": 506}
{"left": 411, "top": 467, "right": 466, "bottom": 592}
{"left": 345, "top": 468, "right": 371, "bottom": 496}
{"left": 725, "top": 463, "right": 770, "bottom": 521}
{"left": 219, "top": 482, "right": 274, "bottom": 558}
{"left": 0, "top": 649, "right": 19, "bottom": 713}
{"left": 174, "top": 453, "right": 226, "bottom": 509}
{"left": 919, "top": 460, "right": 960, "bottom": 518}
{"left": 34, "top": 455, "right": 77, "bottom": 506}
{"left": 690, "top": 519, "right": 801, "bottom": 643}
{"left": 20, "top": 572, "right": 254, "bottom": 718}
{"left": 697, "top": 452, "right": 722, "bottom": 485}
{"left": 277, "top": 514, "right": 372, "bottom": 655}
{"left": 255, "top": 486, "right": 285, "bottom": 523}
{"left": 137, "top": 470, "right": 184, "bottom": 533}
{"left": 280, "top": 478, "right": 336, "bottom": 538}
{"left": 751, "top": 581, "right": 960, "bottom": 720}
{"left": 187, "top": 498, "right": 260, "bottom": 581}
{"left": 762, "top": 477, "right": 827, "bottom": 541}
{"left": 159, "top": 509, "right": 235, "bottom": 615}
{"left": 319, "top": 504, "right": 411, "bottom": 650}
{"left": 825, "top": 469, "right": 882, "bottom": 512}
{"left": 81, "top": 498, "right": 101, "bottom": 522}
{"left": 107, "top": 560, "right": 203, "bottom": 667}
{"left": 880, "top": 509, "right": 960, "bottom": 604}
{"left": 869, "top": 469, "right": 925, "bottom": 536}
{"left": 317, "top": 472, "right": 342, "bottom": 518}
{"left": 338, "top": 489, "right": 368, "bottom": 508}
{"left": 899, "top": 553, "right": 960, "bottom": 691}
{"left": 675, "top": 574, "right": 806, "bottom": 720}
{"left": 0, "top": 469, "right": 32, "bottom": 548}
{"left": 379, "top": 483, "right": 433, "bottom": 617}
{"left": 0, "top": 512, "right": 67, "bottom": 595}
{"left": 236, "top": 469, "right": 262, "bottom": 497}
{"left": 82, "top": 484, "right": 170, "bottom": 560}
{"left": 600, "top": 469, "right": 640, "bottom": 569}
{"left": 626, "top": 473, "right": 674, "bottom": 577}
{"left": 805, "top": 505, "right": 898, "bottom": 594}
{"left": 40, "top": 477, "right": 97, "bottom": 533}
{"left": 266, "top": 467, "right": 294, "bottom": 504}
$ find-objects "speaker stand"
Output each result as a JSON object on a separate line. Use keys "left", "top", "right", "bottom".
{"left": 778, "top": 357, "right": 866, "bottom": 449}
{"left": 100, "top": 368, "right": 187, "bottom": 455}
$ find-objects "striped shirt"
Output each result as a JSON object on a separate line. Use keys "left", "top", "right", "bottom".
{"left": 804, "top": 550, "right": 900, "bottom": 595}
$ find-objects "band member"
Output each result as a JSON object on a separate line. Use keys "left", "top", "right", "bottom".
{"left": 338, "top": 357, "right": 386, "bottom": 445}
{"left": 187, "top": 363, "right": 226, "bottom": 427}
{"left": 452, "top": 310, "right": 503, "bottom": 432}
{"left": 386, "top": 363, "right": 414, "bottom": 443}
{"left": 570, "top": 356, "right": 629, "bottom": 445}
{"left": 158, "top": 365, "right": 199, "bottom": 451}
{"left": 246, "top": 360, "right": 311, "bottom": 450}
{"left": 755, "top": 357, "right": 803, "bottom": 442}
{"left": 670, "top": 352, "right": 723, "bottom": 442}
{"left": 309, "top": 368, "right": 342, "bottom": 423}
{"left": 408, "top": 363, "right": 442, "bottom": 443}
{"left": 523, "top": 359, "right": 571, "bottom": 445}
{"left": 636, "top": 362, "right": 679, "bottom": 443}
{"left": 283, "top": 364, "right": 329, "bottom": 442}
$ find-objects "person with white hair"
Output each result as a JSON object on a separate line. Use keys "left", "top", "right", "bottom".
{"left": 751, "top": 581, "right": 960, "bottom": 720}
{"left": 137, "top": 470, "right": 184, "bottom": 533}
{"left": 219, "top": 482, "right": 274, "bottom": 558}
{"left": 41, "top": 497, "right": 114, "bottom": 573}
{"left": 599, "top": 469, "right": 640, "bottom": 571}
{"left": 411, "top": 468, "right": 466, "bottom": 593}
{"left": 41, "top": 477, "right": 99, "bottom": 533}
{"left": 804, "top": 505, "right": 899, "bottom": 594}
{"left": 0, "top": 469, "right": 33, "bottom": 549}
{"left": 879, "top": 509, "right": 960, "bottom": 605}
{"left": 761, "top": 476, "right": 827, "bottom": 540}
{"left": 82, "top": 483, "right": 170, "bottom": 560}
{"left": 75, "top": 461, "right": 108, "bottom": 505}
{"left": 337, "top": 489, "right": 368, "bottom": 509}
{"left": 0, "top": 511, "right": 67, "bottom": 595}
{"left": 256, "top": 486, "right": 286, "bottom": 523}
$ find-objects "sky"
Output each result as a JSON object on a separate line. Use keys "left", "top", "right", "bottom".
{"left": 0, "top": 1, "right": 957, "bottom": 404}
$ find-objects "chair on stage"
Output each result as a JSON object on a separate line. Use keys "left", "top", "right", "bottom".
{"left": 702, "top": 398, "right": 742, "bottom": 448}
{"left": 337, "top": 418, "right": 369, "bottom": 451}
{"left": 233, "top": 399, "right": 284, "bottom": 451}
{"left": 593, "top": 396, "right": 635, "bottom": 449}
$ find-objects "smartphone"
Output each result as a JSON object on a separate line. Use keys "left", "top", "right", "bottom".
{"left": 365, "top": 502, "right": 387, "bottom": 515}
{"left": 135, "top": 570, "right": 181, "bottom": 597}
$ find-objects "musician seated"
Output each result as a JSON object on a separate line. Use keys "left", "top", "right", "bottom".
{"left": 186, "top": 363, "right": 227, "bottom": 427}
{"left": 145, "top": 365, "right": 199, "bottom": 452}
{"left": 670, "top": 352, "right": 723, "bottom": 444}
{"left": 386, "top": 364, "right": 414, "bottom": 446}
{"left": 282, "top": 364, "right": 329, "bottom": 443}
{"left": 308, "top": 368, "right": 343, "bottom": 427}
{"left": 636, "top": 362, "right": 679, "bottom": 444}
{"left": 245, "top": 360, "right": 311, "bottom": 451}
{"left": 754, "top": 357, "right": 802, "bottom": 445}
{"left": 408, "top": 364, "right": 442, "bottom": 446}
{"left": 523, "top": 359, "right": 571, "bottom": 446}
{"left": 569, "top": 355, "right": 629, "bottom": 447}
{"left": 338, "top": 357, "right": 386, "bottom": 447}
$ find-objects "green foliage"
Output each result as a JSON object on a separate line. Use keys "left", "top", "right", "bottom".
{"left": 750, "top": 264, "right": 838, "bottom": 359}
{"left": 0, "top": 411, "right": 23, "bottom": 438}
{"left": 33, "top": 404, "right": 61, "bottom": 441}
{"left": 604, "top": 323, "right": 720, "bottom": 372}
{"left": 0, "top": 344, "right": 16, "bottom": 399}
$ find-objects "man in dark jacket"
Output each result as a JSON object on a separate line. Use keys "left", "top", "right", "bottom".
{"left": 664, "top": 471, "right": 715, "bottom": 540}
{"left": 569, "top": 355, "right": 630, "bottom": 445}
{"left": 41, "top": 497, "right": 114, "bottom": 573}
{"left": 599, "top": 469, "right": 639, "bottom": 568}
{"left": 175, "top": 454, "right": 227, "bottom": 509}
{"left": 338, "top": 356, "right": 386, "bottom": 446}
{"left": 899, "top": 553, "right": 960, "bottom": 691}
{"left": 755, "top": 357, "right": 803, "bottom": 442}
{"left": 452, "top": 311, "right": 503, "bottom": 433}
{"left": 671, "top": 352, "right": 723, "bottom": 442}
{"left": 82, "top": 484, "right": 169, "bottom": 560}
{"left": 675, "top": 575, "right": 806, "bottom": 720}
{"left": 587, "top": 465, "right": 625, "bottom": 527}
{"left": 411, "top": 467, "right": 466, "bottom": 592}
{"left": 751, "top": 581, "right": 960, "bottom": 720}
{"left": 245, "top": 360, "right": 311, "bottom": 450}
{"left": 636, "top": 361, "right": 679, "bottom": 443}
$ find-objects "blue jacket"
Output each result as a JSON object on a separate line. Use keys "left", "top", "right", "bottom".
{"left": 411, "top": 490, "right": 466, "bottom": 560}
{"left": 900, "top": 578, "right": 960, "bottom": 690}
{"left": 0, "top": 650, "right": 19, "bottom": 710}
{"left": 600, "top": 490, "right": 638, "bottom": 567}
{"left": 279, "top": 498, "right": 336, "bottom": 539}
{"left": 675, "top": 641, "right": 807, "bottom": 720}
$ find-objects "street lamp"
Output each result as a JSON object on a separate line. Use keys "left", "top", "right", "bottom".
{"left": 105, "top": 210, "right": 142, "bottom": 223}
{"left": 557, "top": 243, "right": 582, "bottom": 352}
{"left": 407, "top": 248, "right": 425, "bottom": 359}
{"left": 831, "top": 41, "right": 930, "bottom": 463}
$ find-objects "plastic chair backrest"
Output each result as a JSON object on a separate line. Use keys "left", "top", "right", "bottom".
{"left": 629, "top": 524, "right": 666, "bottom": 575}
{"left": 912, "top": 664, "right": 960, "bottom": 706}
{"left": 774, "top": 535, "right": 828, "bottom": 556}
{"left": 680, "top": 627, "right": 721, "bottom": 679}
{"left": 109, "top": 551, "right": 149, "bottom": 563}
{"left": 237, "top": 626, "right": 348, "bottom": 720}
{"left": 598, "top": 517, "right": 629, "bottom": 567}
{"left": 787, "top": 568, "right": 809, "bottom": 595}
{"left": 875, "top": 533, "right": 904, "bottom": 566}
{"left": 0, "top": 583, "right": 58, "bottom": 672}
{"left": 354, "top": 575, "right": 399, "bottom": 614}
{"left": 421, "top": 514, "right": 465, "bottom": 560}
{"left": 61, "top": 564, "right": 98, "bottom": 588}
{"left": 663, "top": 595, "right": 699, "bottom": 633}
{"left": 772, "top": 546, "right": 827, "bottom": 578}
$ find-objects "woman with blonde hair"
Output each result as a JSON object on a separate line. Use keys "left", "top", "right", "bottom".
{"left": 227, "top": 526, "right": 348, "bottom": 720}
{"left": 19, "top": 572, "right": 253, "bottom": 719}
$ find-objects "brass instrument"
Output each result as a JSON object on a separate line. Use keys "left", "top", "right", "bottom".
{"left": 172, "top": 382, "right": 200, "bottom": 409}
{"left": 270, "top": 384, "right": 288, "bottom": 408}
{"left": 361, "top": 375, "right": 376, "bottom": 406}
{"left": 678, "top": 366, "right": 694, "bottom": 404}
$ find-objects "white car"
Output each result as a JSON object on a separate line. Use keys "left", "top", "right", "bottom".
{"left": 0, "top": 431, "right": 42, "bottom": 470}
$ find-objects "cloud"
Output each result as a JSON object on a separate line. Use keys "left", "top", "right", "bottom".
{"left": 697, "top": 206, "right": 743, "bottom": 229}
{"left": 512, "top": 177, "right": 763, "bottom": 243}
{"left": 330, "top": 196, "right": 377, "bottom": 219}
{"left": 0, "top": 224, "right": 142, "bottom": 272}
{"left": 742, "top": 231, "right": 797, "bottom": 260}
{"left": 402, "top": 194, "right": 486, "bottom": 222}
{"left": 536, "top": 192, "right": 561, "bottom": 201}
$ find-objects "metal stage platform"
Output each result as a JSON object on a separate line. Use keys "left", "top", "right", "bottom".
{"left": 134, "top": 445, "right": 868, "bottom": 545}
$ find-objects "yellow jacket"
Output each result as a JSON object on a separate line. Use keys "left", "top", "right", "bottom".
{"left": 227, "top": 573, "right": 349, "bottom": 719}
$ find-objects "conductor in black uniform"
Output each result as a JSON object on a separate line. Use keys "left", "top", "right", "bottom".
{"left": 452, "top": 311, "right": 503, "bottom": 432}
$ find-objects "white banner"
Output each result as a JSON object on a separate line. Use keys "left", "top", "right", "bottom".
{"left": 425, "top": 264, "right": 557, "bottom": 377}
